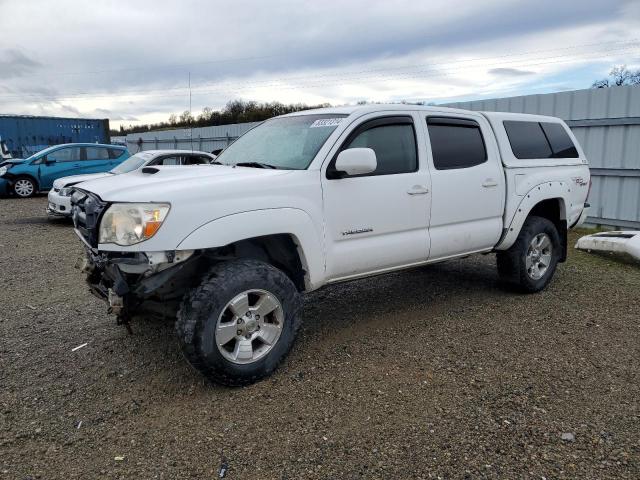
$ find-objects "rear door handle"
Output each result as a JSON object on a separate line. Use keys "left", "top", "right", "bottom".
{"left": 482, "top": 179, "right": 498, "bottom": 188}
{"left": 407, "top": 185, "right": 429, "bottom": 195}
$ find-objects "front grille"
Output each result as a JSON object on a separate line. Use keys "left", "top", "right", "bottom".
{"left": 71, "top": 189, "right": 108, "bottom": 247}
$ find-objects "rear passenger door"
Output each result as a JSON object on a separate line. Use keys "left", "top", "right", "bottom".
{"left": 425, "top": 114, "right": 504, "bottom": 259}
{"left": 83, "top": 146, "right": 112, "bottom": 174}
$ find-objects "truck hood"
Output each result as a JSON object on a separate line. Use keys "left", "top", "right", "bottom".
{"left": 53, "top": 172, "right": 113, "bottom": 189}
{"left": 78, "top": 165, "right": 293, "bottom": 202}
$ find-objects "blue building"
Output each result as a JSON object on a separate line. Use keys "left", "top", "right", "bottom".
{"left": 0, "top": 115, "right": 110, "bottom": 158}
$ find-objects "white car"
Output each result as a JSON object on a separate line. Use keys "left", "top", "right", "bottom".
{"left": 71, "top": 105, "right": 590, "bottom": 386}
{"left": 47, "top": 150, "right": 216, "bottom": 217}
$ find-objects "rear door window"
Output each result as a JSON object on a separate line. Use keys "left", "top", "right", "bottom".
{"left": 503, "top": 121, "right": 553, "bottom": 159}
{"left": 108, "top": 148, "right": 125, "bottom": 159}
{"left": 154, "top": 156, "right": 181, "bottom": 166}
{"left": 540, "top": 122, "right": 579, "bottom": 158}
{"left": 426, "top": 117, "right": 487, "bottom": 170}
{"left": 85, "top": 147, "right": 110, "bottom": 160}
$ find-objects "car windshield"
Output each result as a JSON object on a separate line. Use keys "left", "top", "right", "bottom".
{"left": 110, "top": 152, "right": 153, "bottom": 174}
{"left": 216, "top": 114, "right": 348, "bottom": 169}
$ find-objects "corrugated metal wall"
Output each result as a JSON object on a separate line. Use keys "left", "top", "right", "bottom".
{"left": 0, "top": 115, "right": 110, "bottom": 157}
{"left": 124, "top": 122, "right": 261, "bottom": 154}
{"left": 444, "top": 85, "right": 640, "bottom": 229}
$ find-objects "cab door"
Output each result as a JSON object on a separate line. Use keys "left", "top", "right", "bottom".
{"left": 37, "top": 146, "right": 83, "bottom": 189}
{"left": 321, "top": 113, "right": 431, "bottom": 281}
{"left": 424, "top": 114, "right": 505, "bottom": 259}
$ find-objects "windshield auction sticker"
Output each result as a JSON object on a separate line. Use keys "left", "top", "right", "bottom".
{"left": 310, "top": 118, "right": 343, "bottom": 128}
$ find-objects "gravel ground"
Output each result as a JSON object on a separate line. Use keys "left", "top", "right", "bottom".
{"left": 1, "top": 195, "right": 639, "bottom": 480}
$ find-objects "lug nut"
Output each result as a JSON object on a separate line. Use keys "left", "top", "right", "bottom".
{"left": 237, "top": 329, "right": 242, "bottom": 335}
{"left": 237, "top": 318, "right": 243, "bottom": 324}
{"left": 255, "top": 314, "right": 260, "bottom": 320}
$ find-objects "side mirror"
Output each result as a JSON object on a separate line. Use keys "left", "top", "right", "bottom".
{"left": 44, "top": 156, "right": 56, "bottom": 165}
{"left": 334, "top": 148, "right": 377, "bottom": 177}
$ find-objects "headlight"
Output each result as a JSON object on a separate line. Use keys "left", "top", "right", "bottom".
{"left": 0, "top": 166, "right": 7, "bottom": 177}
{"left": 99, "top": 203, "right": 170, "bottom": 246}
{"left": 59, "top": 187, "right": 73, "bottom": 196}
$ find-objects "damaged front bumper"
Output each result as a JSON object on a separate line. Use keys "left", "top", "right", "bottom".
{"left": 78, "top": 245, "right": 198, "bottom": 317}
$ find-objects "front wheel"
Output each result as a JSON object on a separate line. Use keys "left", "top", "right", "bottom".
{"left": 175, "top": 259, "right": 302, "bottom": 386}
{"left": 12, "top": 177, "right": 37, "bottom": 198}
{"left": 497, "top": 216, "right": 561, "bottom": 293}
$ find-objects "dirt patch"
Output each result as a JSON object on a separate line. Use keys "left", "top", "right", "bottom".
{"left": 1, "top": 197, "right": 639, "bottom": 479}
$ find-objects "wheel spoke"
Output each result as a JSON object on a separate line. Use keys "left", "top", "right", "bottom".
{"left": 539, "top": 235, "right": 551, "bottom": 250}
{"left": 232, "top": 338, "right": 254, "bottom": 361}
{"left": 216, "top": 322, "right": 239, "bottom": 346}
{"left": 257, "top": 323, "right": 281, "bottom": 346}
{"left": 253, "top": 293, "right": 279, "bottom": 317}
{"left": 228, "top": 292, "right": 250, "bottom": 318}
{"left": 540, "top": 253, "right": 552, "bottom": 268}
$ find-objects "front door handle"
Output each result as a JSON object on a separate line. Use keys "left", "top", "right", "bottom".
{"left": 482, "top": 179, "right": 498, "bottom": 188}
{"left": 407, "top": 185, "right": 429, "bottom": 195}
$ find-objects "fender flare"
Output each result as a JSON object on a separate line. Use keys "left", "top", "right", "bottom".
{"left": 177, "top": 208, "right": 324, "bottom": 289}
{"left": 495, "top": 181, "right": 569, "bottom": 251}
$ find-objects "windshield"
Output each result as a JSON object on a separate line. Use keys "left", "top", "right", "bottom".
{"left": 216, "top": 114, "right": 348, "bottom": 169}
{"left": 110, "top": 152, "right": 153, "bottom": 174}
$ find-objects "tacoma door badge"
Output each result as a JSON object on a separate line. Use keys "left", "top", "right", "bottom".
{"left": 341, "top": 228, "right": 373, "bottom": 236}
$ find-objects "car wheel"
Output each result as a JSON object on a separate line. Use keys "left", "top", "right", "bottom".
{"left": 176, "top": 258, "right": 303, "bottom": 386}
{"left": 13, "top": 177, "right": 37, "bottom": 198}
{"left": 497, "top": 215, "right": 561, "bottom": 293}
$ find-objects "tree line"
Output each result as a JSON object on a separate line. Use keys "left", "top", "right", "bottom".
{"left": 112, "top": 100, "right": 331, "bottom": 135}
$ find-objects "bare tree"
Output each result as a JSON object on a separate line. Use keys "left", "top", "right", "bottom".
{"left": 592, "top": 65, "right": 640, "bottom": 88}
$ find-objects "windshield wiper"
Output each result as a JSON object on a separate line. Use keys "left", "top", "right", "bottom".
{"left": 234, "top": 161, "right": 277, "bottom": 169}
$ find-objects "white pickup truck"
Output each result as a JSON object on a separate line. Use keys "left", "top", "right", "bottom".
{"left": 71, "top": 105, "right": 590, "bottom": 386}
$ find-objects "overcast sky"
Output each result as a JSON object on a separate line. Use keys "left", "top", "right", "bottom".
{"left": 0, "top": 0, "right": 638, "bottom": 129}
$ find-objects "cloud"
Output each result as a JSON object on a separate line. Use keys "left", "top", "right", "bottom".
{"left": 0, "top": 49, "right": 41, "bottom": 78}
{"left": 489, "top": 67, "right": 535, "bottom": 77}
{"left": 0, "top": 0, "right": 638, "bottom": 127}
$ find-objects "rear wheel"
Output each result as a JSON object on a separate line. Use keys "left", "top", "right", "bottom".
{"left": 175, "top": 258, "right": 302, "bottom": 386}
{"left": 497, "top": 215, "right": 561, "bottom": 293}
{"left": 13, "top": 177, "right": 37, "bottom": 198}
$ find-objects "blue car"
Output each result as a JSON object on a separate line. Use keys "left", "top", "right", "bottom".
{"left": 0, "top": 143, "right": 129, "bottom": 198}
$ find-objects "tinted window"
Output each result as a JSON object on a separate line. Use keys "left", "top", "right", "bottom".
{"left": 344, "top": 123, "right": 417, "bottom": 175}
{"left": 541, "top": 122, "right": 578, "bottom": 158}
{"left": 47, "top": 147, "right": 82, "bottom": 162}
{"left": 85, "top": 147, "right": 110, "bottom": 160}
{"left": 503, "top": 121, "right": 553, "bottom": 159}
{"left": 108, "top": 148, "right": 124, "bottom": 159}
{"left": 155, "top": 156, "right": 181, "bottom": 166}
{"left": 185, "top": 155, "right": 211, "bottom": 165}
{"left": 427, "top": 118, "right": 487, "bottom": 170}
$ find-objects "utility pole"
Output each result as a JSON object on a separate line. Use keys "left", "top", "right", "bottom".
{"left": 189, "top": 71, "right": 193, "bottom": 151}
